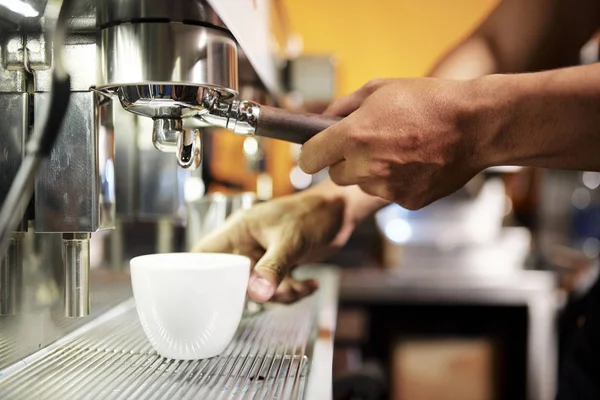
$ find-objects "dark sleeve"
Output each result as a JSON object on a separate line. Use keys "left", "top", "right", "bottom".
{"left": 556, "top": 271, "right": 600, "bottom": 400}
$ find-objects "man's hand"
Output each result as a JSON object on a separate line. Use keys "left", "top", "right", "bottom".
{"left": 192, "top": 185, "right": 355, "bottom": 303}
{"left": 298, "top": 78, "right": 491, "bottom": 210}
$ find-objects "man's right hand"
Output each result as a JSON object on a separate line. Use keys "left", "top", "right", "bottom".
{"left": 192, "top": 182, "right": 356, "bottom": 303}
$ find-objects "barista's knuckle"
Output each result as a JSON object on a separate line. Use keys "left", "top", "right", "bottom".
{"left": 400, "top": 200, "right": 416, "bottom": 211}
{"left": 329, "top": 171, "right": 347, "bottom": 186}
{"left": 262, "top": 260, "right": 284, "bottom": 278}
{"left": 400, "top": 197, "right": 423, "bottom": 211}
{"left": 345, "top": 124, "right": 358, "bottom": 141}
{"left": 325, "top": 99, "right": 343, "bottom": 114}
{"left": 364, "top": 78, "right": 385, "bottom": 93}
{"left": 368, "top": 161, "right": 392, "bottom": 180}
{"left": 362, "top": 182, "right": 395, "bottom": 203}
{"left": 345, "top": 126, "right": 365, "bottom": 148}
{"left": 293, "top": 233, "right": 311, "bottom": 256}
{"left": 381, "top": 187, "right": 397, "bottom": 203}
{"left": 357, "top": 182, "right": 375, "bottom": 197}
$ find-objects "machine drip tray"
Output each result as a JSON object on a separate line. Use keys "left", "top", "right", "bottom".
{"left": 0, "top": 296, "right": 320, "bottom": 399}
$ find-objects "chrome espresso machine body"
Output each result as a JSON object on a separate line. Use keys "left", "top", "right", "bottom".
{"left": 0, "top": 2, "right": 338, "bottom": 394}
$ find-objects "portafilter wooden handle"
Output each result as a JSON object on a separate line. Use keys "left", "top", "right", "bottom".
{"left": 254, "top": 106, "right": 342, "bottom": 144}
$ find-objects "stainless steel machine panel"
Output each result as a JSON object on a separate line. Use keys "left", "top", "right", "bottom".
{"left": 0, "top": 93, "right": 27, "bottom": 314}
{"left": 97, "top": 23, "right": 238, "bottom": 93}
{"left": 34, "top": 91, "right": 115, "bottom": 233}
{"left": 0, "top": 67, "right": 26, "bottom": 93}
{"left": 0, "top": 93, "right": 27, "bottom": 223}
{"left": 111, "top": 104, "right": 137, "bottom": 217}
{"left": 34, "top": 40, "right": 97, "bottom": 92}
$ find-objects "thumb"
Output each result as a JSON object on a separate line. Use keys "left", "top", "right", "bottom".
{"left": 248, "top": 241, "right": 299, "bottom": 303}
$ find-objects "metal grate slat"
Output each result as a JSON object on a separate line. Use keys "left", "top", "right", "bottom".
{"left": 0, "top": 295, "right": 318, "bottom": 399}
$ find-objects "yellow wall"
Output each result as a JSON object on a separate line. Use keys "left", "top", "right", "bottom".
{"left": 282, "top": 0, "right": 499, "bottom": 96}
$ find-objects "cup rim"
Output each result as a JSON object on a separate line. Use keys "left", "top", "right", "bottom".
{"left": 130, "top": 252, "right": 251, "bottom": 271}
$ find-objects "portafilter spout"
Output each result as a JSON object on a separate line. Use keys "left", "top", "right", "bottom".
{"left": 110, "top": 85, "right": 224, "bottom": 170}
{"left": 152, "top": 119, "right": 202, "bottom": 170}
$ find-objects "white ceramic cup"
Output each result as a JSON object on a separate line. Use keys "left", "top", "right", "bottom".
{"left": 130, "top": 252, "right": 251, "bottom": 360}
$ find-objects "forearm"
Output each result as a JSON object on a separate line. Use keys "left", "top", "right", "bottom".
{"left": 428, "top": 35, "right": 500, "bottom": 79}
{"left": 474, "top": 63, "right": 600, "bottom": 171}
{"left": 428, "top": 0, "right": 600, "bottom": 79}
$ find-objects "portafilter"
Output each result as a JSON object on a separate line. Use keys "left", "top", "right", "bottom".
{"left": 95, "top": 22, "right": 340, "bottom": 170}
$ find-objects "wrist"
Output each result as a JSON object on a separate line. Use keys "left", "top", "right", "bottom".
{"left": 466, "top": 74, "right": 515, "bottom": 169}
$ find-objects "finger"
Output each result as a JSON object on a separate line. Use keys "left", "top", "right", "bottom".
{"left": 248, "top": 240, "right": 303, "bottom": 303}
{"left": 358, "top": 181, "right": 396, "bottom": 202}
{"left": 291, "top": 278, "right": 319, "bottom": 296}
{"left": 298, "top": 117, "right": 354, "bottom": 174}
{"left": 270, "top": 279, "right": 296, "bottom": 303}
{"left": 271, "top": 278, "right": 319, "bottom": 304}
{"left": 323, "top": 79, "right": 389, "bottom": 117}
{"left": 323, "top": 92, "right": 365, "bottom": 117}
{"left": 329, "top": 159, "right": 366, "bottom": 186}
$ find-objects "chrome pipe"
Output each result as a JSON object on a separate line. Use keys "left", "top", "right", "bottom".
{"left": 63, "top": 233, "right": 91, "bottom": 317}
{"left": 156, "top": 218, "right": 174, "bottom": 254}
{"left": 0, "top": 233, "right": 23, "bottom": 315}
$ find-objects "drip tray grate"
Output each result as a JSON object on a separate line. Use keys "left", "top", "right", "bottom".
{"left": 0, "top": 296, "right": 318, "bottom": 399}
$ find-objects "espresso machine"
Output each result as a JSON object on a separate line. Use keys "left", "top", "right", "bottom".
{"left": 0, "top": 1, "right": 340, "bottom": 398}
